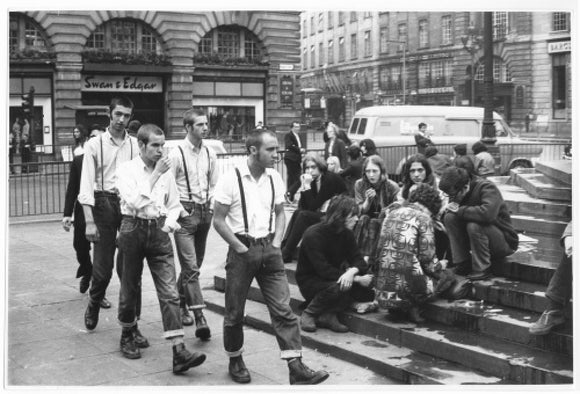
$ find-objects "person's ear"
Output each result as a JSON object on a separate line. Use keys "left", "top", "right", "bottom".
{"left": 249, "top": 145, "right": 257, "bottom": 155}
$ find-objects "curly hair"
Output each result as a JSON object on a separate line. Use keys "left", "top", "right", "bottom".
{"left": 324, "top": 195, "right": 359, "bottom": 230}
{"left": 408, "top": 183, "right": 442, "bottom": 216}
{"left": 439, "top": 167, "right": 470, "bottom": 196}
{"left": 401, "top": 154, "right": 436, "bottom": 200}
{"left": 452, "top": 155, "right": 477, "bottom": 176}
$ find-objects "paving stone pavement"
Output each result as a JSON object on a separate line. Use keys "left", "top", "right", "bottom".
{"left": 5, "top": 218, "right": 396, "bottom": 388}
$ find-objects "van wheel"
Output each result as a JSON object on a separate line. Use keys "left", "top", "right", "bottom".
{"left": 509, "top": 160, "right": 532, "bottom": 171}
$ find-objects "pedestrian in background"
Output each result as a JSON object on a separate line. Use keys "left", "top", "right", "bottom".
{"left": 425, "top": 146, "right": 452, "bottom": 178}
{"left": 472, "top": 141, "right": 495, "bottom": 177}
{"left": 340, "top": 145, "right": 364, "bottom": 197}
{"left": 284, "top": 121, "right": 306, "bottom": 192}
{"left": 414, "top": 122, "right": 433, "bottom": 155}
{"left": 127, "top": 119, "right": 142, "bottom": 137}
{"left": 324, "top": 122, "right": 347, "bottom": 169}
{"left": 72, "top": 124, "right": 88, "bottom": 156}
{"left": 359, "top": 139, "right": 377, "bottom": 158}
{"left": 326, "top": 156, "right": 342, "bottom": 174}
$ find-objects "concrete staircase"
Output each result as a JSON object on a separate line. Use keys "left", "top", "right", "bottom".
{"left": 206, "top": 160, "right": 573, "bottom": 385}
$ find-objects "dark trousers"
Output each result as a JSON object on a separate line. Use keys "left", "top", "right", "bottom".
{"left": 546, "top": 252, "right": 572, "bottom": 308}
{"left": 174, "top": 203, "right": 212, "bottom": 310}
{"left": 282, "top": 210, "right": 323, "bottom": 260}
{"left": 73, "top": 204, "right": 92, "bottom": 278}
{"left": 117, "top": 217, "right": 183, "bottom": 338}
{"left": 284, "top": 159, "right": 301, "bottom": 192}
{"left": 224, "top": 241, "right": 302, "bottom": 359}
{"left": 303, "top": 282, "right": 352, "bottom": 317}
{"left": 444, "top": 212, "right": 515, "bottom": 272}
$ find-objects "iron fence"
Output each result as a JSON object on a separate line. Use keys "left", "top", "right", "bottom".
{"left": 7, "top": 143, "right": 569, "bottom": 217}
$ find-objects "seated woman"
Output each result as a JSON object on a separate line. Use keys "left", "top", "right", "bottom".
{"left": 354, "top": 155, "right": 400, "bottom": 219}
{"left": 341, "top": 145, "right": 364, "bottom": 197}
{"left": 374, "top": 183, "right": 444, "bottom": 323}
{"left": 297, "top": 195, "right": 373, "bottom": 333}
{"left": 326, "top": 156, "right": 342, "bottom": 174}
{"left": 282, "top": 153, "right": 347, "bottom": 263}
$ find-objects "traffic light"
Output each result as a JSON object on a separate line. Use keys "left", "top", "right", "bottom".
{"left": 21, "top": 87, "right": 35, "bottom": 118}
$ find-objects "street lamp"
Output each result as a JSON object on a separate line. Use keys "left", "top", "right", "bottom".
{"left": 461, "top": 25, "right": 482, "bottom": 106}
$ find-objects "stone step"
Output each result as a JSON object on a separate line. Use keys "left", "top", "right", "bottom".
{"left": 535, "top": 160, "right": 572, "bottom": 186}
{"left": 511, "top": 215, "right": 568, "bottom": 237}
{"left": 501, "top": 251, "right": 560, "bottom": 286}
{"left": 211, "top": 277, "right": 573, "bottom": 384}
{"left": 510, "top": 170, "right": 572, "bottom": 202}
{"left": 203, "top": 289, "right": 507, "bottom": 385}
{"left": 495, "top": 181, "right": 571, "bottom": 220}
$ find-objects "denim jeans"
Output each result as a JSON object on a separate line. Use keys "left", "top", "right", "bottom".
{"left": 444, "top": 212, "right": 515, "bottom": 272}
{"left": 303, "top": 282, "right": 352, "bottom": 317}
{"left": 174, "top": 203, "right": 212, "bottom": 310}
{"left": 117, "top": 217, "right": 183, "bottom": 338}
{"left": 545, "top": 252, "right": 572, "bottom": 308}
{"left": 224, "top": 240, "right": 302, "bottom": 359}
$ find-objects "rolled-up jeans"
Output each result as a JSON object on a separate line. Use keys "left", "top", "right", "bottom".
{"left": 224, "top": 237, "right": 302, "bottom": 359}
{"left": 117, "top": 216, "right": 183, "bottom": 338}
{"left": 545, "top": 252, "right": 572, "bottom": 308}
{"left": 174, "top": 202, "right": 212, "bottom": 310}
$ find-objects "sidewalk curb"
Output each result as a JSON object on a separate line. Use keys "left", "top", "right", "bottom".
{"left": 9, "top": 214, "right": 62, "bottom": 225}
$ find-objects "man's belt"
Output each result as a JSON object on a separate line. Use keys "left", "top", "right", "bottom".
{"left": 94, "top": 190, "right": 118, "bottom": 198}
{"left": 235, "top": 233, "right": 274, "bottom": 247}
{"left": 122, "top": 215, "right": 166, "bottom": 226}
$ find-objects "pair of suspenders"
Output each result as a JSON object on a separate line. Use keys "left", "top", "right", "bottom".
{"left": 98, "top": 133, "right": 134, "bottom": 192}
{"left": 177, "top": 144, "right": 212, "bottom": 204}
{"left": 234, "top": 167, "right": 275, "bottom": 235}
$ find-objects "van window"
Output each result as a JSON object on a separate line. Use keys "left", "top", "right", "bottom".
{"left": 358, "top": 118, "right": 367, "bottom": 135}
{"left": 349, "top": 118, "right": 360, "bottom": 134}
{"left": 445, "top": 120, "right": 480, "bottom": 137}
{"left": 375, "top": 116, "right": 441, "bottom": 137}
{"left": 494, "top": 119, "right": 513, "bottom": 137}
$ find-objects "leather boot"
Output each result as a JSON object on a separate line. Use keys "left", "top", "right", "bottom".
{"left": 79, "top": 275, "right": 90, "bottom": 294}
{"left": 288, "top": 358, "right": 329, "bottom": 385}
{"left": 132, "top": 324, "right": 150, "bottom": 348}
{"left": 84, "top": 300, "right": 100, "bottom": 330}
{"left": 316, "top": 312, "right": 348, "bottom": 333}
{"left": 300, "top": 311, "right": 317, "bottom": 332}
{"left": 172, "top": 343, "right": 206, "bottom": 374}
{"left": 193, "top": 309, "right": 211, "bottom": 340}
{"left": 181, "top": 307, "right": 194, "bottom": 326}
{"left": 228, "top": 355, "right": 251, "bottom": 383}
{"left": 408, "top": 306, "right": 426, "bottom": 324}
{"left": 120, "top": 329, "right": 141, "bottom": 359}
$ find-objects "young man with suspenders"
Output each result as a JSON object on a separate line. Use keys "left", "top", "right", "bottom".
{"left": 213, "top": 129, "right": 329, "bottom": 385}
{"left": 169, "top": 108, "right": 218, "bottom": 339}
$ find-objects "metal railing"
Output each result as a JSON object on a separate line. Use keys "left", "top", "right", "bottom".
{"left": 7, "top": 143, "right": 569, "bottom": 217}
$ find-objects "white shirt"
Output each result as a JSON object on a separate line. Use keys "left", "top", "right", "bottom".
{"left": 293, "top": 131, "right": 302, "bottom": 149}
{"left": 169, "top": 137, "right": 218, "bottom": 207}
{"left": 214, "top": 161, "right": 286, "bottom": 238}
{"left": 116, "top": 156, "right": 182, "bottom": 229}
{"left": 78, "top": 130, "right": 138, "bottom": 206}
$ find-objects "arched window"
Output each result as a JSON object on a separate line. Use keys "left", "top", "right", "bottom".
{"left": 475, "top": 57, "right": 511, "bottom": 83}
{"left": 197, "top": 26, "right": 266, "bottom": 62}
{"left": 86, "top": 19, "right": 163, "bottom": 55}
{"left": 9, "top": 13, "right": 50, "bottom": 54}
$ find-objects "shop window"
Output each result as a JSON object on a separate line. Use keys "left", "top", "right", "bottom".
{"left": 9, "top": 13, "right": 50, "bottom": 54}
{"left": 552, "top": 54, "right": 568, "bottom": 118}
{"left": 86, "top": 18, "right": 162, "bottom": 54}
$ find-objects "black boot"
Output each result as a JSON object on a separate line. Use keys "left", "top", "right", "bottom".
{"left": 132, "top": 324, "right": 150, "bottom": 348}
{"left": 172, "top": 343, "right": 206, "bottom": 374}
{"left": 181, "top": 307, "right": 194, "bottom": 326}
{"left": 120, "top": 329, "right": 141, "bottom": 359}
{"left": 288, "top": 358, "right": 329, "bottom": 385}
{"left": 228, "top": 355, "right": 251, "bottom": 383}
{"left": 79, "top": 275, "right": 90, "bottom": 294}
{"left": 84, "top": 300, "right": 100, "bottom": 330}
{"left": 193, "top": 309, "right": 211, "bottom": 340}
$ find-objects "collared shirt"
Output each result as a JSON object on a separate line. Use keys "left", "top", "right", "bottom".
{"left": 78, "top": 130, "right": 138, "bottom": 206}
{"left": 214, "top": 161, "right": 286, "bottom": 238}
{"left": 168, "top": 137, "right": 218, "bottom": 207}
{"left": 116, "top": 156, "right": 182, "bottom": 227}
{"left": 292, "top": 131, "right": 302, "bottom": 149}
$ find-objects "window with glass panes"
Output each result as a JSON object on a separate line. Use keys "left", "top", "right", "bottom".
{"left": 319, "top": 42, "right": 324, "bottom": 66}
{"left": 338, "top": 12, "right": 345, "bottom": 25}
{"left": 418, "top": 62, "right": 430, "bottom": 87}
{"left": 364, "top": 12, "right": 372, "bottom": 19}
{"left": 493, "top": 12, "right": 508, "bottom": 39}
{"left": 318, "top": 13, "right": 324, "bottom": 31}
{"left": 311, "top": 16, "right": 315, "bottom": 35}
{"left": 218, "top": 30, "right": 239, "bottom": 57}
{"left": 351, "top": 33, "right": 357, "bottom": 59}
{"left": 88, "top": 25, "right": 105, "bottom": 49}
{"left": 245, "top": 38, "right": 260, "bottom": 60}
{"left": 339, "top": 37, "right": 345, "bottom": 61}
{"left": 475, "top": 58, "right": 511, "bottom": 82}
{"left": 379, "top": 66, "right": 390, "bottom": 89}
{"left": 111, "top": 20, "right": 137, "bottom": 53}
{"left": 303, "top": 19, "right": 307, "bottom": 38}
{"left": 303, "top": 47, "right": 307, "bottom": 69}
{"left": 552, "top": 12, "right": 568, "bottom": 31}
{"left": 9, "top": 14, "right": 50, "bottom": 53}
{"left": 350, "top": 12, "right": 357, "bottom": 22}
{"left": 398, "top": 23, "right": 407, "bottom": 48}
{"left": 419, "top": 20, "right": 428, "bottom": 48}
{"left": 432, "top": 61, "right": 444, "bottom": 86}
{"left": 142, "top": 28, "right": 158, "bottom": 53}
{"left": 328, "top": 40, "right": 334, "bottom": 64}
{"left": 364, "top": 31, "right": 371, "bottom": 57}
{"left": 24, "top": 20, "right": 47, "bottom": 49}
{"left": 86, "top": 19, "right": 161, "bottom": 55}
{"left": 200, "top": 36, "right": 212, "bottom": 54}
{"left": 328, "top": 12, "right": 333, "bottom": 29}
{"left": 380, "top": 27, "right": 389, "bottom": 53}
{"left": 390, "top": 65, "right": 401, "bottom": 89}
{"left": 310, "top": 45, "right": 315, "bottom": 68}
{"left": 441, "top": 16, "right": 452, "bottom": 45}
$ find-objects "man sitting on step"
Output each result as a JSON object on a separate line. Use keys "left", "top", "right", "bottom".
{"left": 438, "top": 167, "right": 519, "bottom": 281}
{"left": 297, "top": 195, "right": 373, "bottom": 333}
{"left": 529, "top": 221, "right": 572, "bottom": 335}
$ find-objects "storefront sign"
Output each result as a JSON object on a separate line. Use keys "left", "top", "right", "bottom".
{"left": 417, "top": 86, "right": 455, "bottom": 95}
{"left": 548, "top": 41, "right": 571, "bottom": 54}
{"left": 280, "top": 76, "right": 294, "bottom": 107}
{"left": 82, "top": 75, "right": 163, "bottom": 93}
{"left": 407, "top": 52, "right": 453, "bottom": 62}
{"left": 279, "top": 64, "right": 295, "bottom": 71}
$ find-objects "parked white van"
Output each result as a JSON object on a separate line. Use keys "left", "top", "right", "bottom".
{"left": 347, "top": 105, "right": 542, "bottom": 175}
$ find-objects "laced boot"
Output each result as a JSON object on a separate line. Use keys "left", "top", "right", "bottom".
{"left": 132, "top": 324, "right": 150, "bottom": 348}
{"left": 84, "top": 300, "right": 100, "bottom": 330}
{"left": 288, "top": 358, "right": 329, "bottom": 385}
{"left": 228, "top": 355, "right": 251, "bottom": 383}
{"left": 120, "top": 329, "right": 141, "bottom": 359}
{"left": 193, "top": 309, "right": 211, "bottom": 340}
{"left": 172, "top": 343, "right": 206, "bottom": 374}
{"left": 180, "top": 307, "right": 194, "bottom": 326}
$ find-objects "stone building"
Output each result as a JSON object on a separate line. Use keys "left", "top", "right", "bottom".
{"left": 299, "top": 11, "right": 572, "bottom": 135}
{"left": 9, "top": 11, "right": 301, "bottom": 155}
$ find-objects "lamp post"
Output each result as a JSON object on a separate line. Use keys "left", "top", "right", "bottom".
{"left": 461, "top": 25, "right": 482, "bottom": 106}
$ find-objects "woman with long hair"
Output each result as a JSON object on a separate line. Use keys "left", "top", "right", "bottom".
{"left": 326, "top": 156, "right": 342, "bottom": 174}
{"left": 72, "top": 124, "right": 88, "bottom": 156}
{"left": 354, "top": 155, "right": 399, "bottom": 219}
{"left": 324, "top": 122, "right": 347, "bottom": 169}
{"left": 359, "top": 139, "right": 377, "bottom": 158}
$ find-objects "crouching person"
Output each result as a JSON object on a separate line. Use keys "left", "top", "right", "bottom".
{"left": 116, "top": 124, "right": 206, "bottom": 373}
{"left": 297, "top": 195, "right": 373, "bottom": 333}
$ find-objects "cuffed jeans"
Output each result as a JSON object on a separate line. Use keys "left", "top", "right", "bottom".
{"left": 117, "top": 217, "right": 183, "bottom": 338}
{"left": 545, "top": 252, "right": 572, "bottom": 308}
{"left": 174, "top": 203, "right": 212, "bottom": 310}
{"left": 444, "top": 213, "right": 515, "bottom": 272}
{"left": 224, "top": 240, "right": 302, "bottom": 359}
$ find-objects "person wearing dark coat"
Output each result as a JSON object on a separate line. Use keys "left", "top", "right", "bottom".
{"left": 414, "top": 122, "right": 433, "bottom": 155}
{"left": 282, "top": 153, "right": 347, "bottom": 263}
{"left": 284, "top": 121, "right": 306, "bottom": 191}
{"left": 323, "top": 122, "right": 348, "bottom": 168}
{"left": 297, "top": 195, "right": 372, "bottom": 333}
{"left": 359, "top": 139, "right": 377, "bottom": 158}
{"left": 425, "top": 146, "right": 452, "bottom": 177}
{"left": 341, "top": 145, "right": 364, "bottom": 197}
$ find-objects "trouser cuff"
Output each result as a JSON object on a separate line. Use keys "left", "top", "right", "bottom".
{"left": 225, "top": 347, "right": 244, "bottom": 358}
{"left": 280, "top": 350, "right": 302, "bottom": 359}
{"left": 163, "top": 329, "right": 185, "bottom": 339}
{"left": 118, "top": 319, "right": 137, "bottom": 329}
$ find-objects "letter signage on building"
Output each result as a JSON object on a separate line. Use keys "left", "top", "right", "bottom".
{"left": 547, "top": 41, "right": 571, "bottom": 54}
{"left": 280, "top": 76, "right": 294, "bottom": 108}
{"left": 82, "top": 75, "right": 163, "bottom": 93}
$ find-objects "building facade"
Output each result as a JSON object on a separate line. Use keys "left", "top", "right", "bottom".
{"left": 9, "top": 11, "right": 301, "bottom": 155}
{"left": 299, "top": 11, "right": 572, "bottom": 135}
